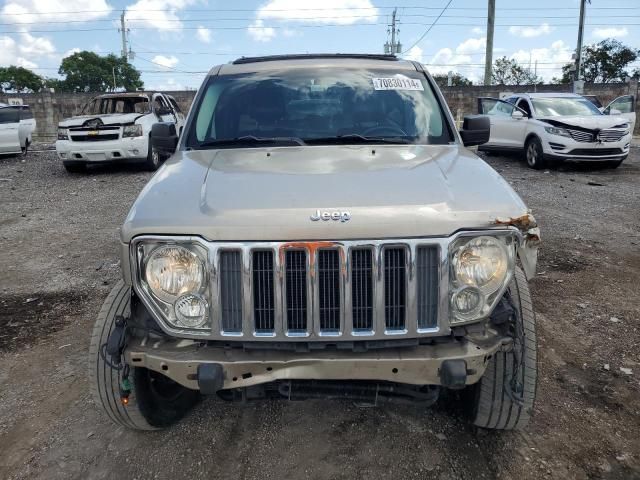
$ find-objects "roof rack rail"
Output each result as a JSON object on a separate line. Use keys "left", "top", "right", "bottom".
{"left": 232, "top": 53, "right": 398, "bottom": 65}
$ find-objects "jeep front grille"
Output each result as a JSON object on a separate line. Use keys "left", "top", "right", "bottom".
{"left": 210, "top": 241, "right": 442, "bottom": 341}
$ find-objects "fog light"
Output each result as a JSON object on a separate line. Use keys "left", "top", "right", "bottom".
{"left": 174, "top": 293, "right": 208, "bottom": 328}
{"left": 132, "top": 149, "right": 140, "bottom": 155}
{"left": 451, "top": 286, "right": 483, "bottom": 318}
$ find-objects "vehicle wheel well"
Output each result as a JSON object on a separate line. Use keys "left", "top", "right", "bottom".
{"left": 524, "top": 133, "right": 540, "bottom": 147}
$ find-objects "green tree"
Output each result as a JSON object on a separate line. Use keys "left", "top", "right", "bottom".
{"left": 491, "top": 57, "right": 541, "bottom": 85}
{"left": 557, "top": 39, "right": 639, "bottom": 83}
{"left": 432, "top": 72, "right": 473, "bottom": 87}
{"left": 0, "top": 66, "right": 44, "bottom": 93}
{"left": 58, "top": 51, "right": 143, "bottom": 93}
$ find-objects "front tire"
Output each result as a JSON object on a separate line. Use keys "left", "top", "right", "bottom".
{"left": 143, "top": 138, "right": 160, "bottom": 171}
{"left": 525, "top": 137, "right": 546, "bottom": 170}
{"left": 468, "top": 267, "right": 537, "bottom": 430}
{"left": 88, "top": 281, "right": 199, "bottom": 430}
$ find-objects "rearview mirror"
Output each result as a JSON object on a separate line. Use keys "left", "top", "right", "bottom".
{"left": 512, "top": 110, "right": 525, "bottom": 119}
{"left": 151, "top": 122, "right": 178, "bottom": 156}
{"left": 459, "top": 115, "right": 490, "bottom": 147}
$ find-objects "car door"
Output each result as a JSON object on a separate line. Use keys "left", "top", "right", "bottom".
{"left": 477, "top": 97, "right": 528, "bottom": 148}
{"left": 0, "top": 107, "right": 22, "bottom": 154}
{"left": 152, "top": 94, "right": 175, "bottom": 124}
{"left": 166, "top": 95, "right": 185, "bottom": 134}
{"left": 603, "top": 95, "right": 636, "bottom": 132}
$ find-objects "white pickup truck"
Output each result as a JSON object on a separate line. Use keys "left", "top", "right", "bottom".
{"left": 0, "top": 104, "right": 36, "bottom": 156}
{"left": 56, "top": 92, "right": 185, "bottom": 172}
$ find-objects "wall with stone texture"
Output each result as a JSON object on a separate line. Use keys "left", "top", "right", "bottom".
{"left": 1, "top": 82, "right": 637, "bottom": 141}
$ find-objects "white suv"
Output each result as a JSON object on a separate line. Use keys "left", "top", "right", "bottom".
{"left": 478, "top": 93, "right": 635, "bottom": 169}
{"left": 0, "top": 104, "right": 36, "bottom": 156}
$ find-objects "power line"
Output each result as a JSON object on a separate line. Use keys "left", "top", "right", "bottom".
{"left": 402, "top": 0, "right": 454, "bottom": 54}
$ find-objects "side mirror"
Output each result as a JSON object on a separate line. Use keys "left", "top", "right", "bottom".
{"left": 151, "top": 122, "right": 178, "bottom": 156}
{"left": 512, "top": 110, "right": 525, "bottom": 119}
{"left": 459, "top": 115, "right": 490, "bottom": 147}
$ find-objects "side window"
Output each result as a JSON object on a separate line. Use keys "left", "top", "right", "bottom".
{"left": 168, "top": 97, "right": 182, "bottom": 114}
{"left": 516, "top": 99, "right": 532, "bottom": 117}
{"left": 607, "top": 95, "right": 634, "bottom": 114}
{"left": 0, "top": 107, "right": 20, "bottom": 123}
{"left": 479, "top": 98, "right": 515, "bottom": 117}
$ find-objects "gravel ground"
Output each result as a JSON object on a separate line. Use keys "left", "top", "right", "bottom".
{"left": 0, "top": 147, "right": 639, "bottom": 480}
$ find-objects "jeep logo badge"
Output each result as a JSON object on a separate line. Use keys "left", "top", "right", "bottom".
{"left": 310, "top": 210, "right": 351, "bottom": 223}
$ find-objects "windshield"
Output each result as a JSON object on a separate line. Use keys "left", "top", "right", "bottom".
{"left": 531, "top": 97, "right": 602, "bottom": 117}
{"left": 82, "top": 96, "right": 150, "bottom": 115}
{"left": 186, "top": 68, "right": 452, "bottom": 148}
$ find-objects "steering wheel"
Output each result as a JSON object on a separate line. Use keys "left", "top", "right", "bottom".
{"left": 362, "top": 125, "right": 409, "bottom": 137}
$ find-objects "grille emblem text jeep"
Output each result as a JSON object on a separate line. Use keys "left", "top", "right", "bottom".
{"left": 310, "top": 210, "right": 351, "bottom": 223}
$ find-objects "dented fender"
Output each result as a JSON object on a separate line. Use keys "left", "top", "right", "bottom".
{"left": 495, "top": 214, "right": 541, "bottom": 280}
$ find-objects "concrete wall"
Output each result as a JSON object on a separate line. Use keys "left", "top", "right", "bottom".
{"left": 1, "top": 82, "right": 638, "bottom": 141}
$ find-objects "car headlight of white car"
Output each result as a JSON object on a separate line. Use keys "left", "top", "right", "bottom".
{"left": 57, "top": 128, "right": 69, "bottom": 140}
{"left": 123, "top": 124, "right": 143, "bottom": 137}
{"left": 544, "top": 126, "right": 571, "bottom": 138}
{"left": 135, "top": 241, "right": 211, "bottom": 331}
{"left": 449, "top": 234, "right": 516, "bottom": 324}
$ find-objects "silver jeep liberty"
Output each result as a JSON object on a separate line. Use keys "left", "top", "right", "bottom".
{"left": 90, "top": 54, "right": 540, "bottom": 431}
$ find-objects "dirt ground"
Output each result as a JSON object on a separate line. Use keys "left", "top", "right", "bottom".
{"left": 0, "top": 146, "right": 639, "bottom": 480}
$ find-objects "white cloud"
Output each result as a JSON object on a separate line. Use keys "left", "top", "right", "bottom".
{"left": 511, "top": 40, "right": 572, "bottom": 81}
{"left": 471, "top": 27, "right": 484, "bottom": 35}
{"left": 247, "top": 19, "right": 276, "bottom": 42}
{"left": 592, "top": 27, "right": 628, "bottom": 39}
{"left": 146, "top": 77, "right": 187, "bottom": 90}
{"left": 63, "top": 47, "right": 82, "bottom": 58}
{"left": 405, "top": 46, "right": 423, "bottom": 63}
{"left": 509, "top": 23, "right": 553, "bottom": 38}
{"left": 1, "top": 0, "right": 112, "bottom": 25}
{"left": 151, "top": 54, "right": 179, "bottom": 69}
{"left": 256, "top": 0, "right": 377, "bottom": 24}
{"left": 456, "top": 37, "right": 486, "bottom": 55}
{"left": 0, "top": 32, "right": 57, "bottom": 71}
{"left": 126, "top": 0, "right": 196, "bottom": 31}
{"left": 196, "top": 26, "right": 211, "bottom": 43}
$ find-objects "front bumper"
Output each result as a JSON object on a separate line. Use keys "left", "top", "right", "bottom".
{"left": 124, "top": 335, "right": 504, "bottom": 391}
{"left": 55, "top": 136, "right": 148, "bottom": 162}
{"left": 542, "top": 134, "right": 630, "bottom": 161}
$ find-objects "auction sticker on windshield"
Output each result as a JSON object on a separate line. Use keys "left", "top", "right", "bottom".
{"left": 372, "top": 77, "right": 424, "bottom": 91}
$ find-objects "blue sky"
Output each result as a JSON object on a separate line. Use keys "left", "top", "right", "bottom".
{"left": 1, "top": 0, "right": 639, "bottom": 89}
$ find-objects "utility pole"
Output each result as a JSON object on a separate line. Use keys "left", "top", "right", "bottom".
{"left": 574, "top": 0, "right": 587, "bottom": 82}
{"left": 483, "top": 0, "right": 495, "bottom": 85}
{"left": 384, "top": 8, "right": 401, "bottom": 54}
{"left": 119, "top": 11, "right": 129, "bottom": 60}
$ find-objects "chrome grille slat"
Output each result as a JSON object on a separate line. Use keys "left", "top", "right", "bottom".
{"left": 219, "top": 250, "right": 243, "bottom": 333}
{"left": 384, "top": 247, "right": 406, "bottom": 331}
{"left": 285, "top": 250, "right": 308, "bottom": 332}
{"left": 351, "top": 249, "right": 373, "bottom": 331}
{"left": 417, "top": 246, "right": 439, "bottom": 329}
{"left": 567, "top": 129, "right": 593, "bottom": 142}
{"left": 318, "top": 249, "right": 341, "bottom": 332}
{"left": 252, "top": 250, "right": 275, "bottom": 332}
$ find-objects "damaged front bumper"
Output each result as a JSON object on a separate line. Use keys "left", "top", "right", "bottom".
{"left": 124, "top": 334, "right": 505, "bottom": 392}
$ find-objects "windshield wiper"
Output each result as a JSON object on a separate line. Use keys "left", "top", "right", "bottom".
{"left": 197, "top": 135, "right": 306, "bottom": 148}
{"left": 304, "top": 134, "right": 415, "bottom": 145}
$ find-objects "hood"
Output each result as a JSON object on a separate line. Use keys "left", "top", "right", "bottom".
{"left": 121, "top": 144, "right": 529, "bottom": 242}
{"left": 59, "top": 112, "right": 147, "bottom": 127}
{"left": 537, "top": 115, "right": 628, "bottom": 130}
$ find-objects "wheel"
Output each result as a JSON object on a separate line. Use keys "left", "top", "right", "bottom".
{"left": 468, "top": 267, "right": 537, "bottom": 430}
{"left": 525, "top": 137, "right": 546, "bottom": 170}
{"left": 88, "top": 281, "right": 200, "bottom": 430}
{"left": 142, "top": 138, "right": 160, "bottom": 171}
{"left": 63, "top": 161, "right": 86, "bottom": 173}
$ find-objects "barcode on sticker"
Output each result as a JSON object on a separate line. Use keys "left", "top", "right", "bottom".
{"left": 372, "top": 77, "right": 424, "bottom": 91}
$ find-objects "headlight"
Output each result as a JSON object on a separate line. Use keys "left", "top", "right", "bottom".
{"left": 544, "top": 126, "right": 571, "bottom": 138}
{"left": 123, "top": 124, "right": 143, "bottom": 137}
{"left": 449, "top": 235, "right": 516, "bottom": 324}
{"left": 57, "top": 128, "right": 68, "bottom": 140}
{"left": 137, "top": 242, "right": 210, "bottom": 331}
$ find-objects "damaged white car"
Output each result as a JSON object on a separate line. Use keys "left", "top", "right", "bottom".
{"left": 0, "top": 104, "right": 36, "bottom": 156}
{"left": 478, "top": 93, "right": 635, "bottom": 169}
{"left": 56, "top": 92, "right": 185, "bottom": 172}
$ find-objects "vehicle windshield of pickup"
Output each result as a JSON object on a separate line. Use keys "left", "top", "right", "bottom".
{"left": 187, "top": 69, "right": 453, "bottom": 149}
{"left": 82, "top": 95, "right": 151, "bottom": 115}
{"left": 531, "top": 97, "right": 602, "bottom": 117}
